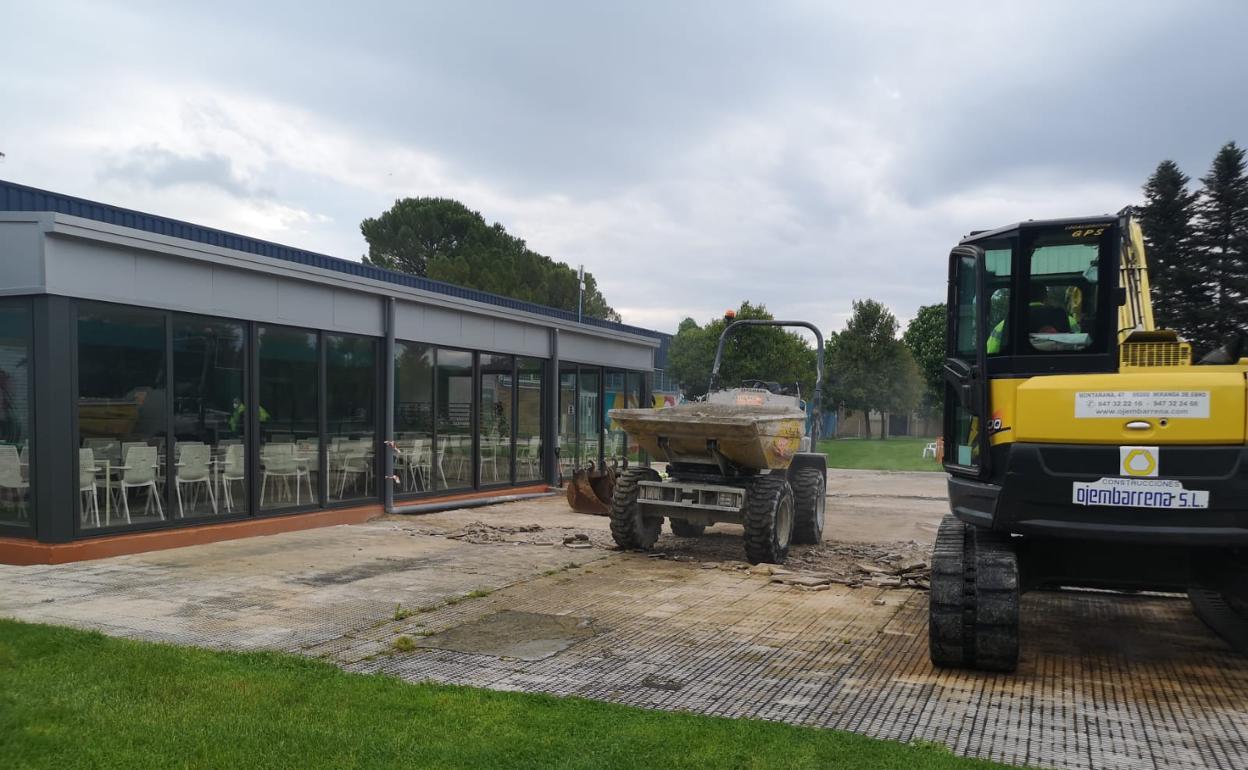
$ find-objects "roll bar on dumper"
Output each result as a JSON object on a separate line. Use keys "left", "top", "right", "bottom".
{"left": 708, "top": 318, "right": 825, "bottom": 446}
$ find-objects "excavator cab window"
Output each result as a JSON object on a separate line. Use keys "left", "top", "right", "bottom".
{"left": 1022, "top": 228, "right": 1104, "bottom": 353}
{"left": 979, "top": 221, "right": 1116, "bottom": 365}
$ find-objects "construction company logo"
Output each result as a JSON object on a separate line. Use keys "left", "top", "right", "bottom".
{"left": 1119, "top": 446, "right": 1159, "bottom": 478}
{"left": 1065, "top": 224, "right": 1107, "bottom": 238}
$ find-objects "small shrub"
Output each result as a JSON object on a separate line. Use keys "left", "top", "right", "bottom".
{"left": 391, "top": 636, "right": 418, "bottom": 653}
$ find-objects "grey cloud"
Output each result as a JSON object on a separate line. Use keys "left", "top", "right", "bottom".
{"left": 98, "top": 145, "right": 270, "bottom": 199}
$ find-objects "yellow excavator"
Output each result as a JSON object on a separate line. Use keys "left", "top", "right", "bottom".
{"left": 931, "top": 209, "right": 1248, "bottom": 671}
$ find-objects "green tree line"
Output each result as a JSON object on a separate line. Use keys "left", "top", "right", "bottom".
{"left": 360, "top": 197, "right": 619, "bottom": 322}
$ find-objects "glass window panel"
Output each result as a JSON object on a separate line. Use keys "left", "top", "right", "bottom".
{"left": 327, "top": 334, "right": 377, "bottom": 503}
{"left": 578, "top": 367, "right": 600, "bottom": 466}
{"left": 395, "top": 342, "right": 434, "bottom": 493}
{"left": 435, "top": 349, "right": 473, "bottom": 491}
{"left": 626, "top": 371, "right": 643, "bottom": 462}
{"left": 558, "top": 365, "right": 577, "bottom": 474}
{"left": 77, "top": 303, "right": 167, "bottom": 530}
{"left": 604, "top": 370, "right": 627, "bottom": 462}
{"left": 172, "top": 316, "right": 246, "bottom": 519}
{"left": 0, "top": 301, "right": 33, "bottom": 529}
{"left": 1023, "top": 230, "right": 1105, "bottom": 354}
{"left": 515, "top": 357, "right": 544, "bottom": 484}
{"left": 985, "top": 245, "right": 1013, "bottom": 357}
{"left": 258, "top": 326, "right": 319, "bottom": 510}
{"left": 479, "top": 354, "right": 514, "bottom": 486}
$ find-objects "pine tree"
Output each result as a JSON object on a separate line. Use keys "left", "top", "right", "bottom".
{"left": 1139, "top": 160, "right": 1202, "bottom": 341}
{"left": 1194, "top": 142, "right": 1248, "bottom": 351}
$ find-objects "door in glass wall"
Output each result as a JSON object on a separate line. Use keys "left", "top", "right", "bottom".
{"left": 394, "top": 342, "right": 435, "bottom": 493}
{"left": 479, "top": 354, "right": 514, "bottom": 486}
{"left": 172, "top": 316, "right": 246, "bottom": 519}
{"left": 0, "top": 301, "right": 33, "bottom": 530}
{"left": 435, "top": 349, "right": 474, "bottom": 491}
{"left": 258, "top": 326, "right": 319, "bottom": 510}
{"left": 578, "top": 367, "right": 601, "bottom": 467}
{"left": 77, "top": 303, "right": 168, "bottom": 530}
{"left": 514, "top": 357, "right": 544, "bottom": 484}
{"left": 327, "top": 334, "right": 377, "bottom": 503}
{"left": 558, "top": 365, "right": 577, "bottom": 475}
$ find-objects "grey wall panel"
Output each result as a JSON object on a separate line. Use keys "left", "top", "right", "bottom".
{"left": 276, "top": 278, "right": 334, "bottom": 328}
{"left": 459, "top": 313, "right": 494, "bottom": 350}
{"left": 492, "top": 319, "right": 526, "bottom": 355}
{"left": 0, "top": 221, "right": 45, "bottom": 293}
{"left": 44, "top": 236, "right": 137, "bottom": 301}
{"left": 144, "top": 252, "right": 214, "bottom": 311}
{"left": 333, "top": 290, "right": 383, "bottom": 336}
{"left": 394, "top": 302, "right": 423, "bottom": 341}
{"left": 561, "top": 331, "right": 653, "bottom": 369}
{"left": 422, "top": 306, "right": 462, "bottom": 346}
{"left": 211, "top": 265, "right": 279, "bottom": 320}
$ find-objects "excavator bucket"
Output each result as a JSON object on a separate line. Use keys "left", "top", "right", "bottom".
{"left": 565, "top": 462, "right": 617, "bottom": 515}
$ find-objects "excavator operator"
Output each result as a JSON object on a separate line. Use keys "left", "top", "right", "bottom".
{"left": 986, "top": 284, "right": 1080, "bottom": 355}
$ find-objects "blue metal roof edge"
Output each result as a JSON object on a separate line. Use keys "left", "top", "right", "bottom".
{"left": 0, "top": 179, "right": 668, "bottom": 341}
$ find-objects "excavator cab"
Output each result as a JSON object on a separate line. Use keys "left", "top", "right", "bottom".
{"left": 932, "top": 212, "right": 1248, "bottom": 672}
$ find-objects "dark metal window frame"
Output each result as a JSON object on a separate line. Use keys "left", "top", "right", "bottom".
{"left": 71, "top": 301, "right": 256, "bottom": 538}
{"left": 0, "top": 296, "right": 36, "bottom": 537}
{"left": 324, "top": 331, "right": 382, "bottom": 506}
{"left": 65, "top": 301, "right": 388, "bottom": 540}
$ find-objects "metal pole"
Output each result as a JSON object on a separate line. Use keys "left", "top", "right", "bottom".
{"left": 382, "top": 297, "right": 396, "bottom": 513}
{"left": 577, "top": 265, "right": 584, "bottom": 324}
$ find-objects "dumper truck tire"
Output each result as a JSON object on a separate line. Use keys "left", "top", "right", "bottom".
{"left": 790, "top": 467, "right": 825, "bottom": 545}
{"left": 669, "top": 519, "right": 706, "bottom": 537}
{"left": 744, "top": 475, "right": 795, "bottom": 565}
{"left": 610, "top": 467, "right": 664, "bottom": 550}
{"left": 929, "top": 515, "right": 1019, "bottom": 672}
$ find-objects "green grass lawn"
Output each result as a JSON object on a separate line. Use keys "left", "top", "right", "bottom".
{"left": 0, "top": 619, "right": 1015, "bottom": 770}
{"left": 819, "top": 437, "right": 943, "bottom": 472}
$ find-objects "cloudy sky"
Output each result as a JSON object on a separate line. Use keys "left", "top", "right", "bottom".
{"left": 3, "top": 1, "right": 1246, "bottom": 335}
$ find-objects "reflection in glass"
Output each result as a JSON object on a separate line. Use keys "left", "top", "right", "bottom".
{"left": 172, "top": 316, "right": 246, "bottom": 518}
{"left": 479, "top": 354, "right": 514, "bottom": 485}
{"left": 558, "top": 365, "right": 576, "bottom": 475}
{"left": 514, "top": 357, "right": 544, "bottom": 483}
{"left": 0, "top": 302, "right": 32, "bottom": 528}
{"left": 77, "top": 303, "right": 168, "bottom": 529}
{"left": 395, "top": 342, "right": 435, "bottom": 492}
{"left": 258, "top": 326, "right": 319, "bottom": 510}
{"left": 327, "top": 334, "right": 377, "bottom": 502}
{"left": 435, "top": 349, "right": 473, "bottom": 491}
{"left": 578, "top": 367, "right": 600, "bottom": 466}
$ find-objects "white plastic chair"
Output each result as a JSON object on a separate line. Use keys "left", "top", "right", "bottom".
{"left": 220, "top": 444, "right": 246, "bottom": 512}
{"left": 176, "top": 443, "right": 217, "bottom": 517}
{"left": 922, "top": 442, "right": 938, "bottom": 459}
{"left": 0, "top": 445, "right": 29, "bottom": 521}
{"left": 479, "top": 437, "right": 499, "bottom": 482}
{"left": 261, "top": 443, "right": 313, "bottom": 506}
{"left": 334, "top": 443, "right": 374, "bottom": 498}
{"left": 119, "top": 445, "right": 164, "bottom": 523}
{"left": 79, "top": 448, "right": 100, "bottom": 527}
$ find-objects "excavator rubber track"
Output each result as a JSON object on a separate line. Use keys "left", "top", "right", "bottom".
{"left": 930, "top": 514, "right": 1021, "bottom": 672}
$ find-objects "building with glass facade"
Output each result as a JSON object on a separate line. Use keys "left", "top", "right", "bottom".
{"left": 0, "top": 181, "right": 666, "bottom": 562}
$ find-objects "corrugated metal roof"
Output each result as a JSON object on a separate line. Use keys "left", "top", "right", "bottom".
{"left": 0, "top": 179, "right": 668, "bottom": 342}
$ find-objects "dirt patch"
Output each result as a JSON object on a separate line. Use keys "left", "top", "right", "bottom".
{"left": 406, "top": 520, "right": 618, "bottom": 550}
{"left": 416, "top": 610, "right": 595, "bottom": 660}
{"left": 650, "top": 530, "right": 931, "bottom": 589}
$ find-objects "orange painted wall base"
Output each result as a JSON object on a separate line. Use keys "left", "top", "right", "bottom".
{"left": 0, "top": 485, "right": 553, "bottom": 565}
